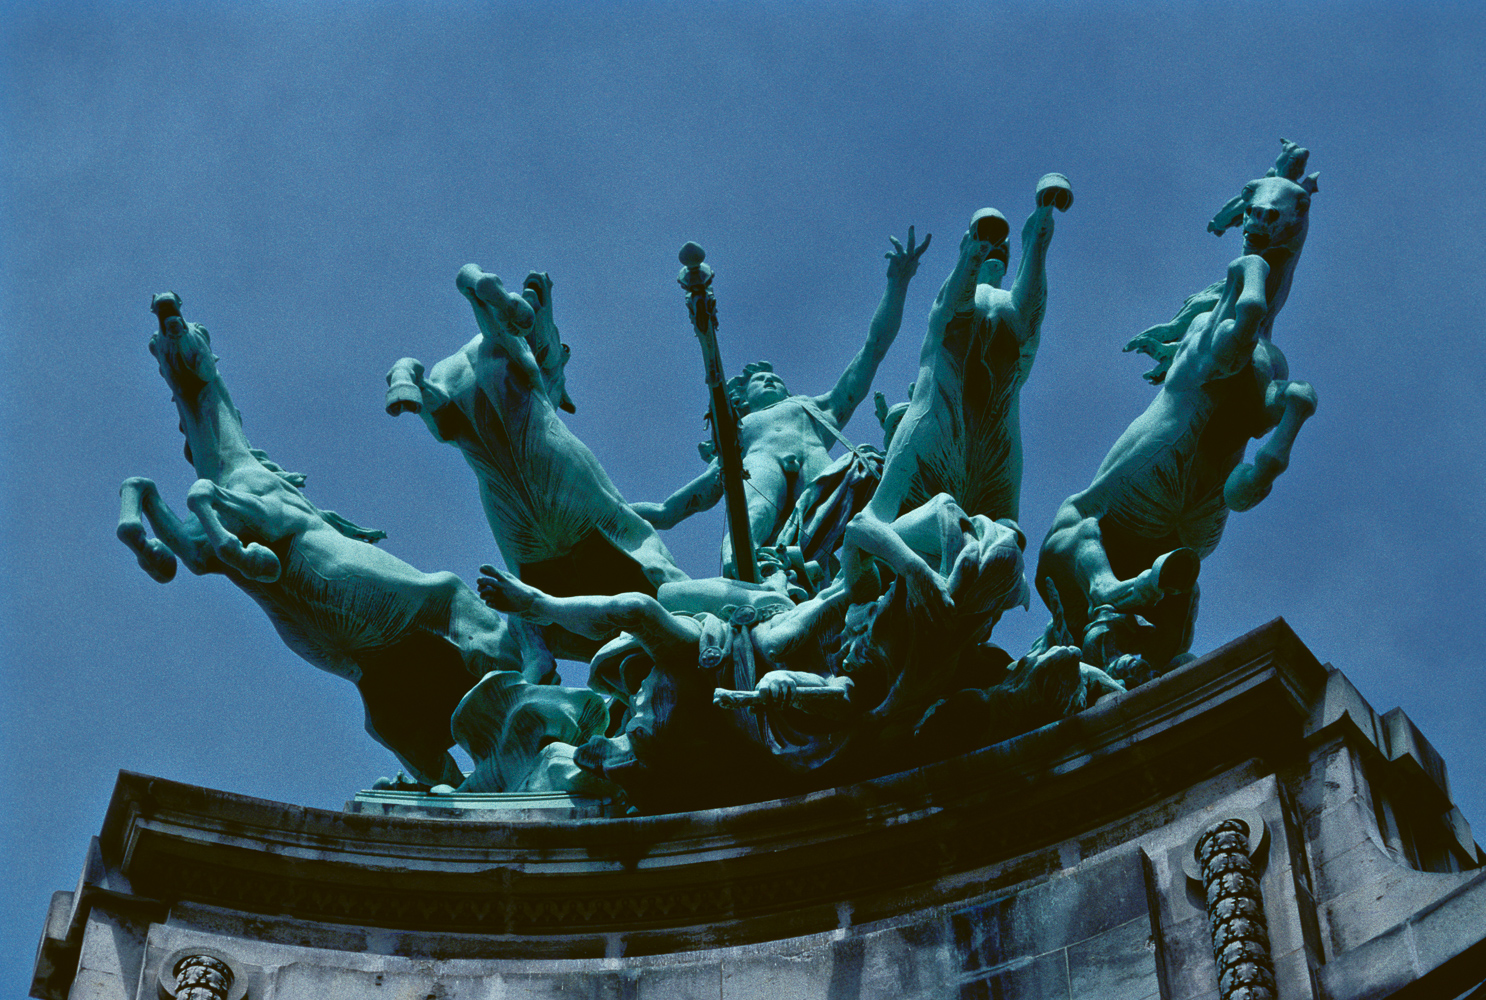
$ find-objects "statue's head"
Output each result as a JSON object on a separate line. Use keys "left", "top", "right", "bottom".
{"left": 1208, "top": 139, "right": 1319, "bottom": 253}
{"left": 727, "top": 361, "right": 788, "bottom": 415}
{"left": 1239, "top": 176, "right": 1311, "bottom": 255}
{"left": 148, "top": 291, "right": 219, "bottom": 389}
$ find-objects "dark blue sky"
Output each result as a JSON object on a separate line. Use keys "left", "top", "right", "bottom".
{"left": 4, "top": 1, "right": 1485, "bottom": 986}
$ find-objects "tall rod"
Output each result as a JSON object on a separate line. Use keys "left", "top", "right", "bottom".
{"left": 677, "top": 241, "right": 758, "bottom": 583}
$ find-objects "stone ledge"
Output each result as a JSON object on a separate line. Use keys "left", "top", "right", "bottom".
{"left": 95, "top": 619, "right": 1325, "bottom": 950}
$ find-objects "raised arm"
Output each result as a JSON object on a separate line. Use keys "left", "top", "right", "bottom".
{"left": 813, "top": 228, "right": 930, "bottom": 427}
{"left": 632, "top": 462, "right": 725, "bottom": 529}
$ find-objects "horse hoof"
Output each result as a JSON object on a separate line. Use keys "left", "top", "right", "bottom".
{"left": 140, "top": 543, "right": 178, "bottom": 583}
{"left": 1036, "top": 173, "right": 1073, "bottom": 211}
{"left": 1152, "top": 548, "right": 1200, "bottom": 594}
{"left": 385, "top": 381, "right": 423, "bottom": 416}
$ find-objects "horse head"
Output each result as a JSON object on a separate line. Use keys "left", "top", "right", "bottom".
{"left": 1208, "top": 139, "right": 1319, "bottom": 257}
{"left": 520, "top": 271, "right": 577, "bottom": 413}
{"left": 148, "top": 292, "right": 220, "bottom": 399}
{"left": 456, "top": 265, "right": 537, "bottom": 336}
{"left": 1237, "top": 175, "right": 1312, "bottom": 256}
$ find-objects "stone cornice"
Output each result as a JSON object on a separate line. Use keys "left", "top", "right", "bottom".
{"left": 97, "top": 618, "right": 1329, "bottom": 953}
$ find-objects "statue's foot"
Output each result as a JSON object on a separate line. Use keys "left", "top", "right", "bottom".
{"left": 476, "top": 564, "right": 549, "bottom": 622}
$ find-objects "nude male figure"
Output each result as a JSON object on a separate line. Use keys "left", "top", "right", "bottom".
{"left": 633, "top": 229, "right": 930, "bottom": 574}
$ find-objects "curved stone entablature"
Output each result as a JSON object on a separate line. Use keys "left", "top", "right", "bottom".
{"left": 32, "top": 622, "right": 1486, "bottom": 1000}
{"left": 103, "top": 621, "right": 1323, "bottom": 946}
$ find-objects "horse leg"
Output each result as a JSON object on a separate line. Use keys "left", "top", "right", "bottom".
{"left": 1038, "top": 505, "right": 1197, "bottom": 649}
{"left": 119, "top": 478, "right": 222, "bottom": 581}
{"left": 1092, "top": 544, "right": 1200, "bottom": 613}
{"left": 118, "top": 478, "right": 180, "bottom": 582}
{"left": 185, "top": 479, "right": 283, "bottom": 582}
{"left": 1225, "top": 379, "right": 1318, "bottom": 512}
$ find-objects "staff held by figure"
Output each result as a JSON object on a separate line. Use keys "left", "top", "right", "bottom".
{"left": 677, "top": 241, "right": 759, "bottom": 583}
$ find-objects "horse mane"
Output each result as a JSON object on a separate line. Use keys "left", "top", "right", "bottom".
{"left": 1122, "top": 278, "right": 1225, "bottom": 385}
{"left": 245, "top": 449, "right": 388, "bottom": 543}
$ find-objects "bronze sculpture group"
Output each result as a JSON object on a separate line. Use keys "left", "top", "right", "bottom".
{"left": 117, "top": 142, "right": 1320, "bottom": 811}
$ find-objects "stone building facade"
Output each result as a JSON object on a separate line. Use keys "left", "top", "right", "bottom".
{"left": 31, "top": 620, "right": 1486, "bottom": 999}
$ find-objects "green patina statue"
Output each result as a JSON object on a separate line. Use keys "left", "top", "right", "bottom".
{"left": 837, "top": 174, "right": 1070, "bottom": 614}
{"left": 632, "top": 229, "right": 931, "bottom": 575}
{"left": 476, "top": 490, "right": 1117, "bottom": 811}
{"left": 117, "top": 294, "right": 516, "bottom": 787}
{"left": 1037, "top": 141, "right": 1319, "bottom": 681}
{"left": 385, "top": 266, "right": 689, "bottom": 680}
{"left": 119, "top": 141, "right": 1323, "bottom": 809}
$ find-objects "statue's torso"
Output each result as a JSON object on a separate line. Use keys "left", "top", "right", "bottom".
{"left": 425, "top": 344, "right": 633, "bottom": 566}
{"left": 739, "top": 398, "right": 836, "bottom": 480}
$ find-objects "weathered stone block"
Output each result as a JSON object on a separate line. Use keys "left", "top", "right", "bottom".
{"left": 1066, "top": 915, "right": 1160, "bottom": 1000}
{"left": 952, "top": 849, "right": 1150, "bottom": 971}
{"left": 958, "top": 952, "right": 1069, "bottom": 1000}
{"left": 720, "top": 947, "right": 834, "bottom": 1000}
{"left": 634, "top": 963, "right": 724, "bottom": 1000}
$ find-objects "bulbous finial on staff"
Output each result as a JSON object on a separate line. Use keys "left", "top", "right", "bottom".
{"left": 677, "top": 241, "right": 714, "bottom": 295}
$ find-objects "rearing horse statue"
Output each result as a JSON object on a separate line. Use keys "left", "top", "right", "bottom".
{"left": 385, "top": 265, "right": 688, "bottom": 674}
{"left": 1036, "top": 140, "right": 1320, "bottom": 680}
{"left": 117, "top": 292, "right": 518, "bottom": 786}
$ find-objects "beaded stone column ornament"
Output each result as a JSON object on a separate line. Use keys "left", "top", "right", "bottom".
{"left": 172, "top": 955, "right": 234, "bottom": 1000}
{"left": 1196, "top": 817, "right": 1276, "bottom": 1000}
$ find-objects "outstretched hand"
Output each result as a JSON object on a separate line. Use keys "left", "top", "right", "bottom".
{"left": 885, "top": 226, "right": 932, "bottom": 283}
